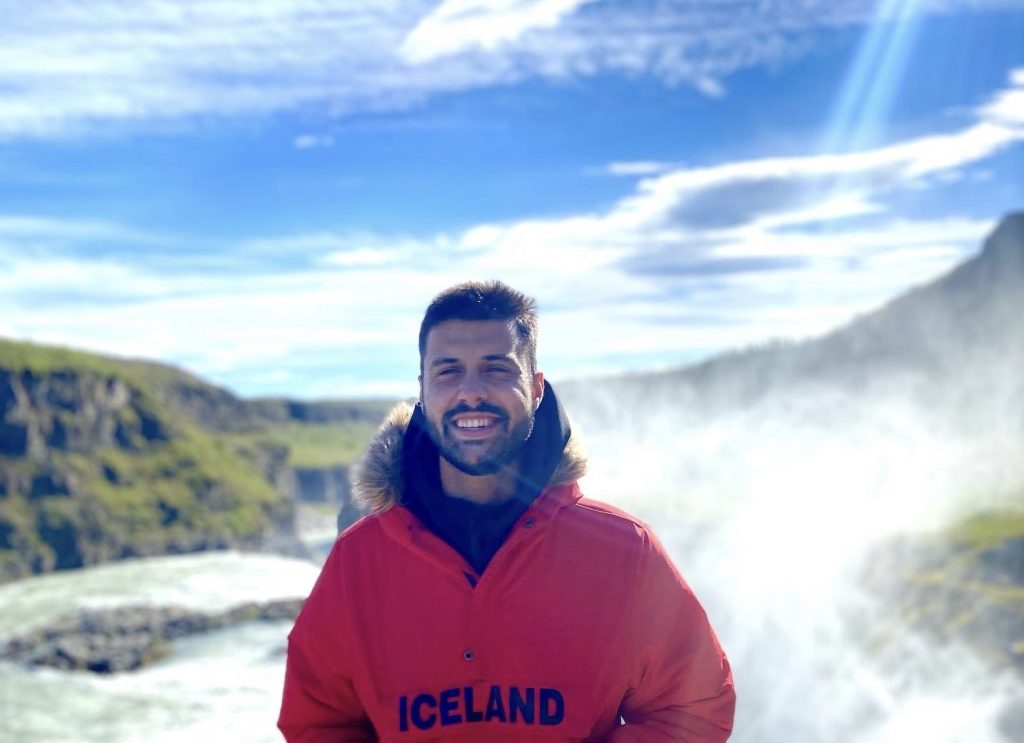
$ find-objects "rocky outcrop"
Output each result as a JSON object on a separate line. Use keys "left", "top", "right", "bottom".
{"left": 293, "top": 466, "right": 351, "bottom": 505}
{"left": 864, "top": 525, "right": 1024, "bottom": 681}
{"left": 0, "top": 369, "right": 164, "bottom": 461}
{"left": 233, "top": 441, "right": 366, "bottom": 534}
{"left": 0, "top": 336, "right": 392, "bottom": 582}
{"left": 0, "top": 599, "right": 304, "bottom": 673}
{"left": 0, "top": 360, "right": 304, "bottom": 581}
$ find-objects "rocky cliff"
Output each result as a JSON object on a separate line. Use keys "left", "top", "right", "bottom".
{"left": 0, "top": 340, "right": 391, "bottom": 582}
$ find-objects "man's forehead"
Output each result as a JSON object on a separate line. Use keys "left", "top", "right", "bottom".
{"left": 424, "top": 319, "right": 521, "bottom": 359}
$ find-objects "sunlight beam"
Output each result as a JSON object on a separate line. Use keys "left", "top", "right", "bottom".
{"left": 822, "top": 0, "right": 928, "bottom": 155}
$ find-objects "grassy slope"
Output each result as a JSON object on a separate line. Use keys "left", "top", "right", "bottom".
{"left": 0, "top": 338, "right": 382, "bottom": 580}
{"left": 0, "top": 338, "right": 199, "bottom": 390}
{"left": 875, "top": 502, "right": 1024, "bottom": 676}
{"left": 224, "top": 420, "right": 378, "bottom": 469}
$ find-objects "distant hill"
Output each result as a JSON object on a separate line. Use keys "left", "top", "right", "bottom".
{"left": 0, "top": 341, "right": 392, "bottom": 582}
{"left": 566, "top": 212, "right": 1024, "bottom": 431}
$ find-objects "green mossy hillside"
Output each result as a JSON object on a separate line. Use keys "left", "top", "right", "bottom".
{"left": 866, "top": 499, "right": 1024, "bottom": 678}
{"left": 224, "top": 420, "right": 379, "bottom": 470}
{"left": 0, "top": 338, "right": 390, "bottom": 583}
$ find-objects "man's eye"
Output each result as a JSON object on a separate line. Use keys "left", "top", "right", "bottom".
{"left": 437, "top": 368, "right": 460, "bottom": 376}
{"left": 487, "top": 365, "right": 513, "bottom": 374}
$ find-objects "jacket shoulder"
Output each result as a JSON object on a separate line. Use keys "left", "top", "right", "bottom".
{"left": 329, "top": 510, "right": 390, "bottom": 557}
{"left": 557, "top": 495, "right": 655, "bottom": 551}
{"left": 573, "top": 495, "right": 651, "bottom": 530}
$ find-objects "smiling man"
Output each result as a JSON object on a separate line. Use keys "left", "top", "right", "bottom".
{"left": 278, "top": 281, "right": 735, "bottom": 742}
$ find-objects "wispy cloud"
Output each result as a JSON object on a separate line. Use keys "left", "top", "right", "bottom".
{"left": 292, "top": 134, "right": 336, "bottom": 149}
{"left": 603, "top": 161, "right": 674, "bottom": 177}
{"left": 980, "top": 65, "right": 1024, "bottom": 126}
{"left": 399, "top": 0, "right": 595, "bottom": 63}
{"left": 4, "top": 1, "right": 1022, "bottom": 138}
{"left": 0, "top": 215, "right": 159, "bottom": 244}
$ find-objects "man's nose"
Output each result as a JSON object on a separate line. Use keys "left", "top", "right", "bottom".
{"left": 457, "top": 372, "right": 486, "bottom": 406}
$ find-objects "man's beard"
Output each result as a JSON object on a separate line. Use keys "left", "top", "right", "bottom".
{"left": 423, "top": 402, "right": 535, "bottom": 476}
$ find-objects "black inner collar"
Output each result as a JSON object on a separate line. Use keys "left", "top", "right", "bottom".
{"left": 400, "top": 380, "right": 571, "bottom": 574}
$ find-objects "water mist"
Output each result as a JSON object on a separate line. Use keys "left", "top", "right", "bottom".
{"left": 562, "top": 364, "right": 1024, "bottom": 743}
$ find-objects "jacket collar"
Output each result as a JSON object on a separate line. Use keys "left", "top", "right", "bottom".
{"left": 351, "top": 382, "right": 587, "bottom": 514}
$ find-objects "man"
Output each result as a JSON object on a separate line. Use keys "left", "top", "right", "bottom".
{"left": 279, "top": 281, "right": 735, "bottom": 742}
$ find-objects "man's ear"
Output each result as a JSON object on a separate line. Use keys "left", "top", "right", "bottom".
{"left": 418, "top": 374, "right": 424, "bottom": 408}
{"left": 532, "top": 371, "right": 544, "bottom": 409}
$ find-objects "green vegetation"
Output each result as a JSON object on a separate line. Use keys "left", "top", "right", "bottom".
{"left": 0, "top": 336, "right": 387, "bottom": 582}
{"left": 89, "top": 431, "right": 281, "bottom": 536}
{"left": 945, "top": 507, "right": 1024, "bottom": 549}
{"left": 225, "top": 421, "right": 377, "bottom": 469}
{"left": 0, "top": 337, "right": 204, "bottom": 393}
{"left": 871, "top": 500, "right": 1024, "bottom": 678}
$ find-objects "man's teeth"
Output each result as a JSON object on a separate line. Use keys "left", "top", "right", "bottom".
{"left": 456, "top": 418, "right": 492, "bottom": 428}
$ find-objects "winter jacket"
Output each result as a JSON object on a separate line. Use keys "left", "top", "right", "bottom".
{"left": 279, "top": 399, "right": 735, "bottom": 742}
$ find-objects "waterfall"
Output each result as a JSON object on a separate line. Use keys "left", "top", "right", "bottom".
{"left": 568, "top": 379, "right": 1024, "bottom": 743}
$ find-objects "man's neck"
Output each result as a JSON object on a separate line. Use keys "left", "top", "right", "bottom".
{"left": 439, "top": 458, "right": 518, "bottom": 505}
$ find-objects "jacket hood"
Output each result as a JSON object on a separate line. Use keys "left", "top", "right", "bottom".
{"left": 351, "top": 383, "right": 587, "bottom": 514}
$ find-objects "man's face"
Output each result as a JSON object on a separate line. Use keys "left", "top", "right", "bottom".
{"left": 419, "top": 319, "right": 544, "bottom": 476}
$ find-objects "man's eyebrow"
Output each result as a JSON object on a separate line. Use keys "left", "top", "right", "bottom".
{"left": 483, "top": 354, "right": 517, "bottom": 363}
{"left": 430, "top": 357, "right": 461, "bottom": 368}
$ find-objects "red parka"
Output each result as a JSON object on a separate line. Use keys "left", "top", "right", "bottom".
{"left": 279, "top": 403, "right": 734, "bottom": 742}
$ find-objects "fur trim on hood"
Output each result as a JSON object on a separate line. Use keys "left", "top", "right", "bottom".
{"left": 351, "top": 402, "right": 587, "bottom": 514}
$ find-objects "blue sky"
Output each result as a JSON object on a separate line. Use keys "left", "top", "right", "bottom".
{"left": 1, "top": 0, "right": 1023, "bottom": 398}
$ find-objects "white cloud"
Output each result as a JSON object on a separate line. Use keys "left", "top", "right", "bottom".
{"left": 0, "top": 215, "right": 159, "bottom": 244}
{"left": 322, "top": 248, "right": 405, "bottom": 267}
{"left": 293, "top": 134, "right": 336, "bottom": 149}
{"left": 693, "top": 76, "right": 726, "bottom": 98}
{"left": 596, "top": 68, "right": 1024, "bottom": 236}
{"left": 399, "top": 0, "right": 594, "bottom": 63}
{"left": 978, "top": 66, "right": 1024, "bottom": 126}
{"left": 4, "top": 1, "right": 1024, "bottom": 138}
{"left": 604, "top": 161, "right": 673, "bottom": 176}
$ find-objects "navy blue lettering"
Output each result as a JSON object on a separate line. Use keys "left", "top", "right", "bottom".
{"left": 539, "top": 688, "right": 564, "bottom": 725}
{"left": 485, "top": 685, "right": 507, "bottom": 722}
{"left": 398, "top": 695, "right": 409, "bottom": 732}
{"left": 439, "top": 688, "right": 462, "bottom": 726}
{"left": 509, "top": 687, "right": 535, "bottom": 724}
{"left": 398, "top": 686, "right": 563, "bottom": 730}
{"left": 411, "top": 693, "right": 437, "bottom": 731}
{"left": 464, "top": 687, "right": 484, "bottom": 722}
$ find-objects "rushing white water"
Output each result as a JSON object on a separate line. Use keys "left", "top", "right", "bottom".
{"left": 568, "top": 380, "right": 1024, "bottom": 743}
{"left": 0, "top": 552, "right": 321, "bottom": 743}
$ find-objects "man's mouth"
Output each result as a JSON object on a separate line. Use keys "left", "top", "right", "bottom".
{"left": 454, "top": 417, "right": 497, "bottom": 429}
{"left": 446, "top": 408, "right": 507, "bottom": 438}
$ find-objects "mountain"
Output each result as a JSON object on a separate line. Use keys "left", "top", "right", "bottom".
{"left": 0, "top": 341, "right": 391, "bottom": 582}
{"left": 568, "top": 212, "right": 1024, "bottom": 429}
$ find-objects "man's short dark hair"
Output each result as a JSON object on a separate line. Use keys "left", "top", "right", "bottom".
{"left": 419, "top": 280, "right": 539, "bottom": 373}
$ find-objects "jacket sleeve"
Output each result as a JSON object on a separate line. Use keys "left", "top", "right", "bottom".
{"left": 608, "top": 528, "right": 735, "bottom": 743}
{"left": 278, "top": 541, "right": 377, "bottom": 742}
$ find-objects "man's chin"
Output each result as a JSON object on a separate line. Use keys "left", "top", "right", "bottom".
{"left": 440, "top": 449, "right": 505, "bottom": 476}
{"left": 438, "top": 442, "right": 509, "bottom": 476}
{"left": 452, "top": 461, "right": 504, "bottom": 477}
